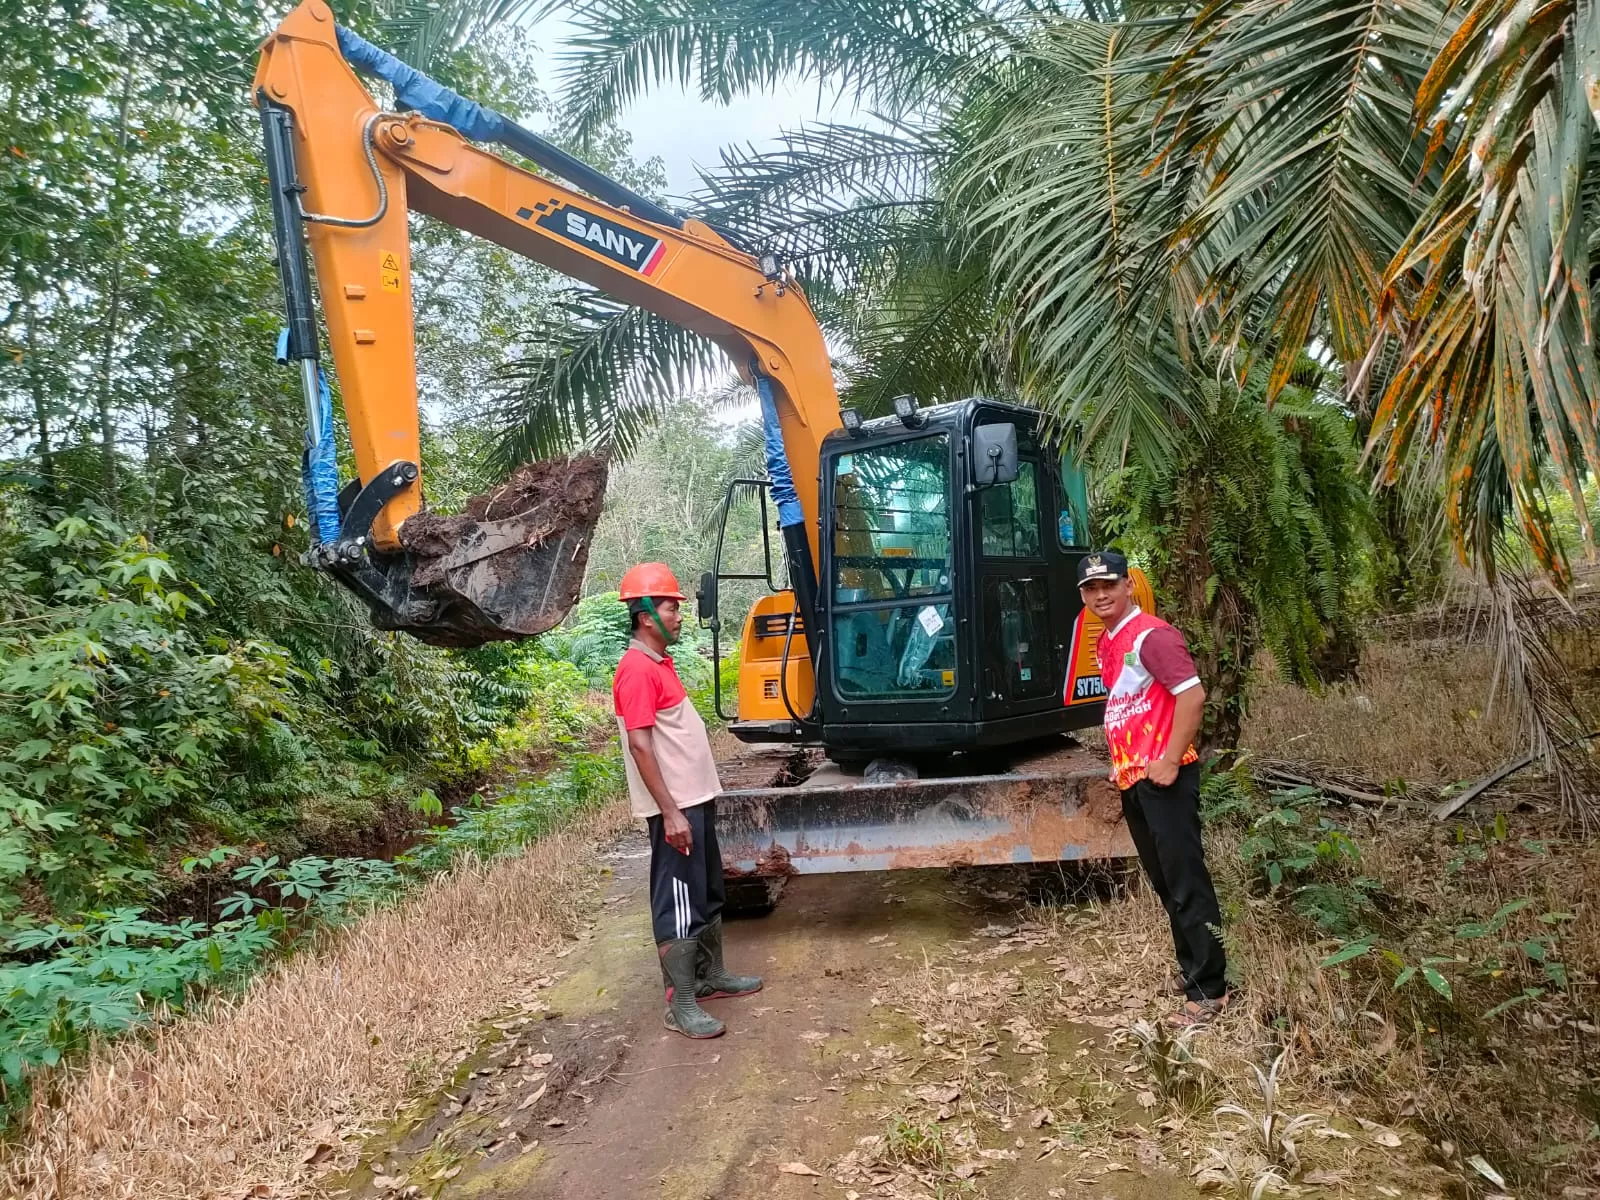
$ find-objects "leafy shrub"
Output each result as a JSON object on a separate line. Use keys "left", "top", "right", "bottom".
{"left": 0, "top": 508, "right": 298, "bottom": 922}
{"left": 1223, "top": 778, "right": 1587, "bottom": 1029}
{"left": 0, "top": 500, "right": 637, "bottom": 1120}
{"left": 537, "top": 589, "right": 718, "bottom": 708}
{"left": 400, "top": 747, "right": 623, "bottom": 874}
{"left": 0, "top": 849, "right": 404, "bottom": 1104}
{"left": 1234, "top": 786, "right": 1374, "bottom": 936}
{"left": 0, "top": 907, "right": 278, "bottom": 1099}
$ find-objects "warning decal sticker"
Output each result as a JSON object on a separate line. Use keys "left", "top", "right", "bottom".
{"left": 379, "top": 251, "right": 401, "bottom": 293}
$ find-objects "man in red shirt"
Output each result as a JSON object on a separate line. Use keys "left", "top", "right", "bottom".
{"left": 1077, "top": 551, "right": 1230, "bottom": 1025}
{"left": 612, "top": 563, "right": 762, "bottom": 1040}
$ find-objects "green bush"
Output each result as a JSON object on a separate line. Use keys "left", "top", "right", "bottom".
{"left": 536, "top": 590, "right": 720, "bottom": 715}
{"left": 400, "top": 747, "right": 623, "bottom": 875}
{"left": 0, "top": 500, "right": 583, "bottom": 929}
{"left": 0, "top": 852, "right": 403, "bottom": 1103}
{"left": 0, "top": 508, "right": 299, "bottom": 922}
{"left": 0, "top": 502, "right": 640, "bottom": 1120}
{"left": 0, "top": 908, "right": 279, "bottom": 1099}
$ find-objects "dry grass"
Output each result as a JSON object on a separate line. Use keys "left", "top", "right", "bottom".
{"left": 1242, "top": 639, "right": 1519, "bottom": 787}
{"left": 0, "top": 800, "right": 630, "bottom": 1200}
{"left": 1234, "top": 621, "right": 1600, "bottom": 1193}
{"left": 850, "top": 889, "right": 1436, "bottom": 1198}
{"left": 1199, "top": 815, "right": 1600, "bottom": 1194}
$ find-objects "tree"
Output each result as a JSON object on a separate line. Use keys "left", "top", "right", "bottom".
{"left": 0, "top": 0, "right": 678, "bottom": 929}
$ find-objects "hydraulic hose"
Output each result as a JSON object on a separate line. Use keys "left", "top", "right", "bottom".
{"left": 298, "top": 113, "right": 389, "bottom": 229}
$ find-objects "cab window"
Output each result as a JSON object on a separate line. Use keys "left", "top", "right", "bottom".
{"left": 979, "top": 460, "right": 1042, "bottom": 557}
{"left": 1058, "top": 458, "right": 1091, "bottom": 549}
{"left": 831, "top": 436, "right": 951, "bottom": 602}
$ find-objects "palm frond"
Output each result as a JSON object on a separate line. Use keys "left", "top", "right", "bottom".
{"left": 1145, "top": 0, "right": 1451, "bottom": 392}
{"left": 551, "top": 0, "right": 1034, "bottom": 142}
{"left": 726, "top": 418, "right": 769, "bottom": 480}
{"left": 689, "top": 126, "right": 968, "bottom": 365}
{"left": 354, "top": 0, "right": 542, "bottom": 68}
{"left": 957, "top": 19, "right": 1195, "bottom": 459}
{"left": 490, "top": 287, "right": 728, "bottom": 471}
{"left": 1363, "top": 0, "right": 1600, "bottom": 579}
{"left": 696, "top": 121, "right": 949, "bottom": 271}
{"left": 1481, "top": 550, "right": 1600, "bottom": 830}
{"left": 835, "top": 251, "right": 1008, "bottom": 412}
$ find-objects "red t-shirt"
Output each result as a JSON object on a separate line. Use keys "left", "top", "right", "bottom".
{"left": 1098, "top": 623, "right": 1200, "bottom": 695}
{"left": 613, "top": 645, "right": 689, "bottom": 729}
{"left": 612, "top": 642, "right": 721, "bottom": 818}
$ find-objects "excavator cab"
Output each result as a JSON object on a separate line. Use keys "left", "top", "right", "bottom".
{"left": 703, "top": 398, "right": 1141, "bottom": 757}
{"left": 702, "top": 399, "right": 1152, "bottom": 881}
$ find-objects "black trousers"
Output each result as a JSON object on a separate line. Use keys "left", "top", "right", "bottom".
{"left": 1121, "top": 762, "right": 1228, "bottom": 1001}
{"left": 646, "top": 800, "right": 724, "bottom": 945}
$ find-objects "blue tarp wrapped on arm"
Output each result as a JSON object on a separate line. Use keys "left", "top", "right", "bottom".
{"left": 756, "top": 374, "right": 805, "bottom": 529}
{"left": 334, "top": 25, "right": 508, "bottom": 143}
{"left": 277, "top": 328, "right": 342, "bottom": 544}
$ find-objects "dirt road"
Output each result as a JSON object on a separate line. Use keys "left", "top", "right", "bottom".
{"left": 337, "top": 835, "right": 1199, "bottom": 1200}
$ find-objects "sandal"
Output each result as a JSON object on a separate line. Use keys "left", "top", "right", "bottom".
{"left": 1167, "top": 992, "right": 1232, "bottom": 1028}
{"left": 1161, "top": 971, "right": 1189, "bottom": 997}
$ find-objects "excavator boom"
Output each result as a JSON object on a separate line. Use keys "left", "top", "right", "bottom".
{"left": 252, "top": 1, "right": 836, "bottom": 645}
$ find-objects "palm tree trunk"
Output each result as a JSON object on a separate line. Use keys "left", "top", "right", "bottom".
{"left": 1163, "top": 471, "right": 1255, "bottom": 757}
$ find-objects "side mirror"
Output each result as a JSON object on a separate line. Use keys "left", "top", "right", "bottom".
{"left": 972, "top": 423, "right": 1019, "bottom": 487}
{"left": 696, "top": 570, "right": 719, "bottom": 627}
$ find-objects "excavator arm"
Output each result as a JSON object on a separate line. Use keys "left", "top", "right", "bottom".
{"left": 251, "top": 0, "right": 837, "bottom": 646}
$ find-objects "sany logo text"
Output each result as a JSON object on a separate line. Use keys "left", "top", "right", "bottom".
{"left": 526, "top": 202, "right": 668, "bottom": 276}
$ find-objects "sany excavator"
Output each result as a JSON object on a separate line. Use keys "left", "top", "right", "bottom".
{"left": 253, "top": 1, "right": 1140, "bottom": 890}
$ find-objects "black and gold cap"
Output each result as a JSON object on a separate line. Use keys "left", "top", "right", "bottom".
{"left": 1075, "top": 550, "right": 1128, "bottom": 586}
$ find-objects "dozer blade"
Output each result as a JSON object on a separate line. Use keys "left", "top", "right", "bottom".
{"left": 384, "top": 455, "right": 608, "bottom": 648}
{"left": 715, "top": 749, "right": 1135, "bottom": 877}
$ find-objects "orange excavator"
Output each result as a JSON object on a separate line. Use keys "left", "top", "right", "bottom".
{"left": 253, "top": 1, "right": 1139, "bottom": 882}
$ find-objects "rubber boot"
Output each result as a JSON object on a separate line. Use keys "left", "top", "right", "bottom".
{"left": 695, "top": 916, "right": 763, "bottom": 999}
{"left": 659, "top": 939, "right": 725, "bottom": 1039}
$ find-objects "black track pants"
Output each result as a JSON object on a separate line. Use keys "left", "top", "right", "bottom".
{"left": 1121, "top": 762, "right": 1228, "bottom": 1001}
{"left": 646, "top": 800, "right": 724, "bottom": 945}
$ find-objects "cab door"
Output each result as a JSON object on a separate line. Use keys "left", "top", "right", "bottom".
{"left": 972, "top": 419, "right": 1058, "bottom": 718}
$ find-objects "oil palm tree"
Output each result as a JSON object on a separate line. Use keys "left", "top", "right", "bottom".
{"left": 1368, "top": 0, "right": 1600, "bottom": 579}
{"left": 507, "top": 0, "right": 1600, "bottom": 804}
{"left": 497, "top": 0, "right": 1379, "bottom": 743}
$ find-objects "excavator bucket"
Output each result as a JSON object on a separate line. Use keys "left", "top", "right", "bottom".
{"left": 383, "top": 455, "right": 608, "bottom": 648}
{"left": 714, "top": 742, "right": 1134, "bottom": 884}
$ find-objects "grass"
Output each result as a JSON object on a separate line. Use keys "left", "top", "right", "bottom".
{"left": 0, "top": 799, "right": 630, "bottom": 1200}
{"left": 1231, "top": 618, "right": 1600, "bottom": 1194}
{"left": 855, "top": 614, "right": 1598, "bottom": 1197}
{"left": 1242, "top": 639, "right": 1518, "bottom": 787}
{"left": 1200, "top": 802, "right": 1600, "bottom": 1192}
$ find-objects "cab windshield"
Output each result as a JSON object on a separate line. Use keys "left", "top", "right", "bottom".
{"left": 829, "top": 435, "right": 956, "bottom": 700}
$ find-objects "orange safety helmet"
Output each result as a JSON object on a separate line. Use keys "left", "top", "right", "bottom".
{"left": 618, "top": 562, "right": 686, "bottom": 602}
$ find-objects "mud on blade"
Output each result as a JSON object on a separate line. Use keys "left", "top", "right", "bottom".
{"left": 363, "top": 455, "right": 607, "bottom": 649}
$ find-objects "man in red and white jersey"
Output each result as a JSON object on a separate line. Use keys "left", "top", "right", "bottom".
{"left": 1077, "top": 550, "right": 1231, "bottom": 1025}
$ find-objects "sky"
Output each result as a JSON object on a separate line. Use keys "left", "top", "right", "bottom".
{"left": 516, "top": 10, "right": 855, "bottom": 199}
